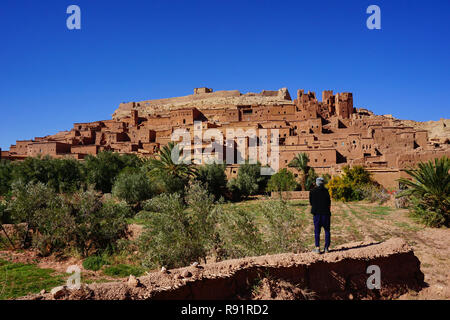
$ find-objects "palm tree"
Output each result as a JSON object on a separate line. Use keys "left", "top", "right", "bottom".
{"left": 288, "top": 152, "right": 310, "bottom": 191}
{"left": 398, "top": 156, "right": 450, "bottom": 227}
{"left": 148, "top": 142, "right": 197, "bottom": 180}
{"left": 305, "top": 167, "right": 318, "bottom": 191}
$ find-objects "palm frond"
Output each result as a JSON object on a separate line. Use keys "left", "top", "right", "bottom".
{"left": 398, "top": 156, "right": 450, "bottom": 201}
{"left": 147, "top": 142, "right": 197, "bottom": 180}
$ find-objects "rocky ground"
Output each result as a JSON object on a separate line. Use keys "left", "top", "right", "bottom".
{"left": 397, "top": 118, "right": 450, "bottom": 143}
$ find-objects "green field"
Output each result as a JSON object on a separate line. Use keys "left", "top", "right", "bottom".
{"left": 0, "top": 259, "right": 64, "bottom": 300}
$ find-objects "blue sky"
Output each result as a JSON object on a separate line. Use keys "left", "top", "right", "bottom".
{"left": 0, "top": 0, "right": 449, "bottom": 150}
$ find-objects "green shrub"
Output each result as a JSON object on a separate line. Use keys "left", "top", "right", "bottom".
{"left": 147, "top": 170, "right": 189, "bottom": 195}
{"left": 7, "top": 151, "right": 143, "bottom": 195}
{"left": 266, "top": 168, "right": 297, "bottom": 192}
{"left": 259, "top": 200, "right": 304, "bottom": 253}
{"left": 342, "top": 165, "right": 372, "bottom": 185}
{"left": 0, "top": 160, "right": 12, "bottom": 196}
{"left": 82, "top": 255, "right": 109, "bottom": 271}
{"left": 327, "top": 175, "right": 355, "bottom": 201}
{"left": 7, "top": 182, "right": 130, "bottom": 256}
{"left": 31, "top": 205, "right": 74, "bottom": 256}
{"left": 228, "top": 173, "right": 258, "bottom": 200}
{"left": 196, "top": 163, "right": 228, "bottom": 200}
{"left": 215, "top": 206, "right": 263, "bottom": 259}
{"left": 112, "top": 168, "right": 154, "bottom": 207}
{"left": 50, "top": 157, "right": 85, "bottom": 193}
{"left": 328, "top": 166, "right": 377, "bottom": 202}
{"left": 139, "top": 184, "right": 218, "bottom": 268}
{"left": 11, "top": 156, "right": 52, "bottom": 188}
{"left": 84, "top": 151, "right": 142, "bottom": 193}
{"left": 139, "top": 193, "right": 192, "bottom": 268}
{"left": 8, "top": 181, "right": 62, "bottom": 248}
{"left": 184, "top": 183, "right": 219, "bottom": 245}
{"left": 10, "top": 156, "right": 84, "bottom": 193}
{"left": 355, "top": 184, "right": 390, "bottom": 204}
{"left": 228, "top": 162, "right": 268, "bottom": 200}
{"left": 103, "top": 264, "right": 146, "bottom": 278}
{"left": 68, "top": 190, "right": 131, "bottom": 257}
{"left": 119, "top": 153, "right": 145, "bottom": 169}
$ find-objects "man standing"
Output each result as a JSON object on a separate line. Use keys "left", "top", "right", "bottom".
{"left": 309, "top": 177, "right": 331, "bottom": 253}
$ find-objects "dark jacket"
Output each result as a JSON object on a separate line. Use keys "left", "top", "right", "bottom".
{"left": 309, "top": 185, "right": 331, "bottom": 215}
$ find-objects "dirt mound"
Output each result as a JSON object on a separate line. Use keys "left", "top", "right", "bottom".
{"left": 22, "top": 238, "right": 425, "bottom": 300}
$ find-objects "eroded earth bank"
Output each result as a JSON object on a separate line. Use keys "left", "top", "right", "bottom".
{"left": 22, "top": 238, "right": 425, "bottom": 300}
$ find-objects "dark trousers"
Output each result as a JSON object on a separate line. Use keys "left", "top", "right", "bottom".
{"left": 313, "top": 214, "right": 331, "bottom": 249}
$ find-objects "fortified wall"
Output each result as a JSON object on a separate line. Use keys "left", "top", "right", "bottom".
{"left": 2, "top": 87, "right": 450, "bottom": 189}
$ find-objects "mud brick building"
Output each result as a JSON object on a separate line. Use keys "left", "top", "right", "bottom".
{"left": 3, "top": 87, "right": 450, "bottom": 189}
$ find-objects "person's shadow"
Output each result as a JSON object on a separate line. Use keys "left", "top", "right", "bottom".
{"left": 326, "top": 241, "right": 383, "bottom": 253}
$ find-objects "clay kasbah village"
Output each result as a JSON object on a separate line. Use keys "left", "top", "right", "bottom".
{"left": 0, "top": 0, "right": 449, "bottom": 316}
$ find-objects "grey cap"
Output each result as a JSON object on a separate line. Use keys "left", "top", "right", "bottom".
{"left": 316, "top": 177, "right": 324, "bottom": 186}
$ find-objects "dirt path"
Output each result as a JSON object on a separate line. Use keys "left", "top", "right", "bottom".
{"left": 347, "top": 204, "right": 449, "bottom": 299}
{"left": 331, "top": 202, "right": 448, "bottom": 299}
{"left": 284, "top": 200, "right": 449, "bottom": 299}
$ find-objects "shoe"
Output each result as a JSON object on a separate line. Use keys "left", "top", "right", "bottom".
{"left": 312, "top": 247, "right": 320, "bottom": 254}
{"left": 324, "top": 248, "right": 330, "bottom": 253}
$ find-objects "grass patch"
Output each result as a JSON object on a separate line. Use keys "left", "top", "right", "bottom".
{"left": 369, "top": 206, "right": 392, "bottom": 216}
{"left": 82, "top": 255, "right": 109, "bottom": 271}
{"left": 0, "top": 259, "right": 64, "bottom": 300}
{"left": 394, "top": 221, "right": 422, "bottom": 232}
{"left": 302, "top": 237, "right": 315, "bottom": 248}
{"left": 102, "top": 264, "right": 146, "bottom": 278}
{"left": 346, "top": 205, "right": 365, "bottom": 219}
{"left": 347, "top": 204, "right": 389, "bottom": 222}
{"left": 344, "top": 225, "right": 364, "bottom": 241}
